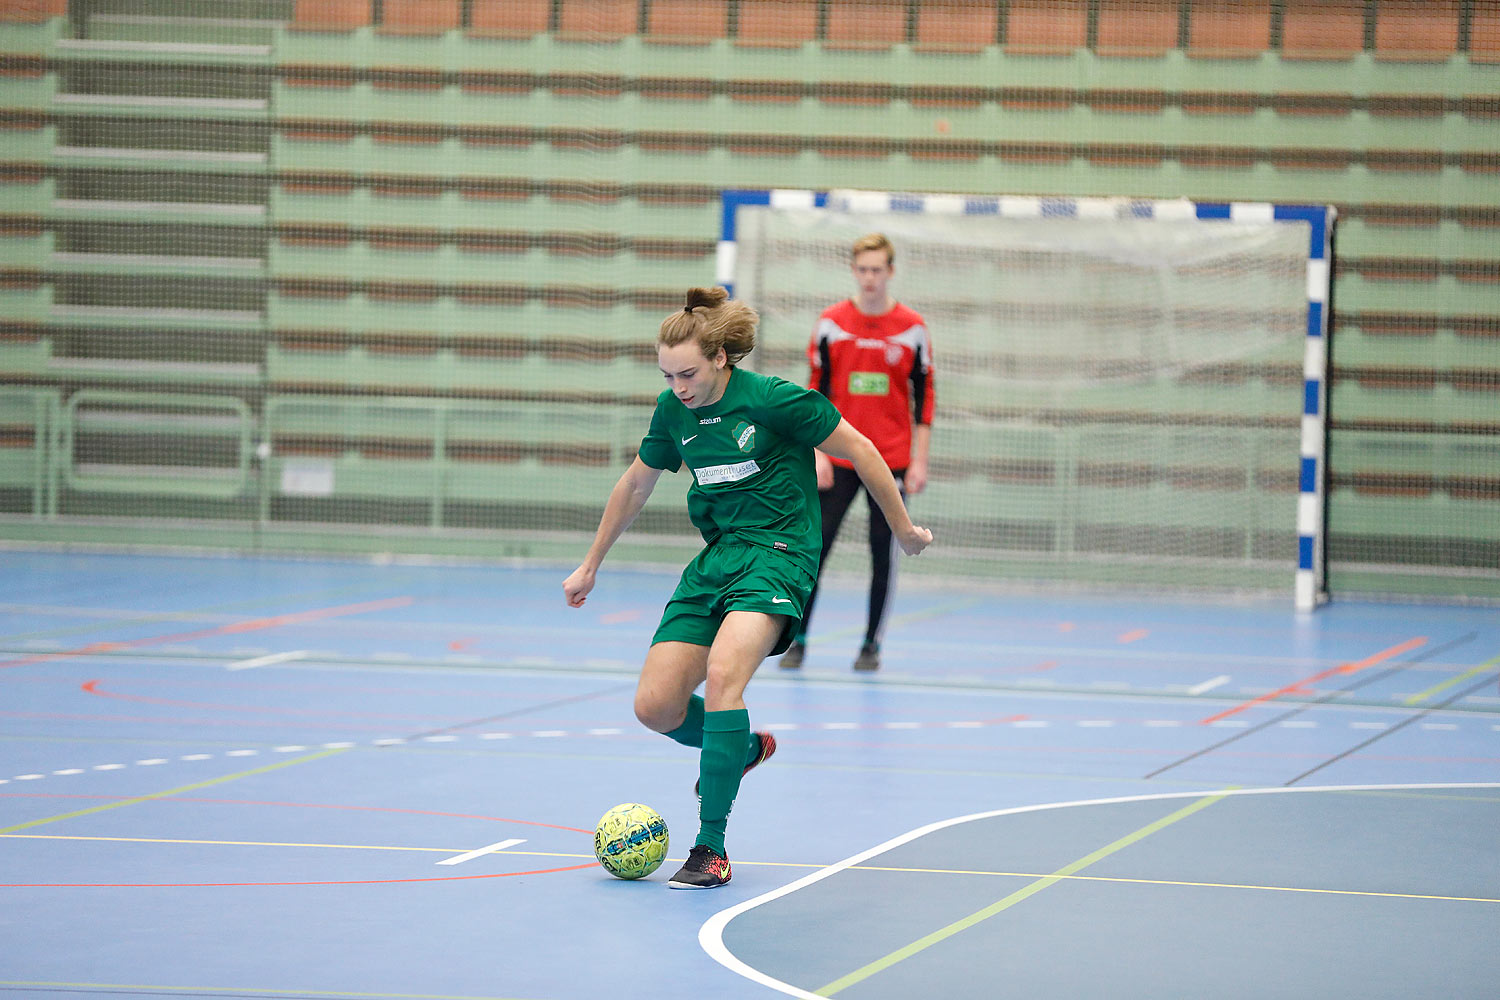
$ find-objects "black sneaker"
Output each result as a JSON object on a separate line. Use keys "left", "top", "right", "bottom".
{"left": 853, "top": 641, "right": 880, "bottom": 671}
{"left": 667, "top": 844, "right": 732, "bottom": 889}
{"left": 779, "top": 640, "right": 805, "bottom": 669}
{"left": 695, "top": 731, "right": 777, "bottom": 796}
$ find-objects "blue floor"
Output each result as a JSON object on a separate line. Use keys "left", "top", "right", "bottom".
{"left": 1, "top": 550, "right": 1497, "bottom": 999}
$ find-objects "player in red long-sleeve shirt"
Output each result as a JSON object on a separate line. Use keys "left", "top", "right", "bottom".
{"left": 780, "top": 233, "right": 935, "bottom": 672}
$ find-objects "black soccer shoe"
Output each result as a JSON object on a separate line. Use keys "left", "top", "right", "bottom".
{"left": 853, "top": 641, "right": 881, "bottom": 671}
{"left": 667, "top": 844, "right": 732, "bottom": 889}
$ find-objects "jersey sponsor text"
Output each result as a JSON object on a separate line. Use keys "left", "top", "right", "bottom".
{"left": 693, "top": 459, "right": 761, "bottom": 486}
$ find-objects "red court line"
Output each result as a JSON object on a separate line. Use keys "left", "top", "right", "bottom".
{"left": 78, "top": 678, "right": 458, "bottom": 722}
{"left": 0, "top": 791, "right": 601, "bottom": 887}
{"left": 1198, "top": 636, "right": 1428, "bottom": 726}
{"left": 0, "top": 596, "right": 414, "bottom": 669}
{"left": 0, "top": 710, "right": 441, "bottom": 734}
{"left": 0, "top": 792, "right": 594, "bottom": 834}
{"left": 0, "top": 862, "right": 600, "bottom": 888}
{"left": 970, "top": 661, "right": 1056, "bottom": 676}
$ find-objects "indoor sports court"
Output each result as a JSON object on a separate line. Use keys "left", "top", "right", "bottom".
{"left": 4, "top": 551, "right": 1498, "bottom": 998}
{"left": 2, "top": 1, "right": 1498, "bottom": 998}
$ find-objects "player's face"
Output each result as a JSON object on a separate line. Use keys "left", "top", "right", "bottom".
{"left": 852, "top": 249, "right": 893, "bottom": 300}
{"left": 659, "top": 340, "right": 728, "bottom": 409}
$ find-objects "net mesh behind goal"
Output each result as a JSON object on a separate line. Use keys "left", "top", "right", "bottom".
{"left": 732, "top": 193, "right": 1316, "bottom": 596}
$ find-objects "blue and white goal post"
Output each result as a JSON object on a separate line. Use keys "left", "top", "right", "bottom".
{"left": 719, "top": 189, "right": 1334, "bottom": 611}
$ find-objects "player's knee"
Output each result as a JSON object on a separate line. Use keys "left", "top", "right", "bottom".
{"left": 633, "top": 690, "right": 677, "bottom": 733}
{"left": 703, "top": 660, "right": 747, "bottom": 710}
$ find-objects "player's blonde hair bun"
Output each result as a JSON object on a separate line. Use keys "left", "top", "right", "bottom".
{"left": 659, "top": 286, "right": 758, "bottom": 366}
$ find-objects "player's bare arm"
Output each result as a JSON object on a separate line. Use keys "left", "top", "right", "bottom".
{"left": 817, "top": 418, "right": 933, "bottom": 556}
{"left": 563, "top": 457, "right": 664, "bottom": 607}
{"left": 813, "top": 448, "right": 834, "bottom": 490}
{"left": 906, "top": 423, "right": 932, "bottom": 495}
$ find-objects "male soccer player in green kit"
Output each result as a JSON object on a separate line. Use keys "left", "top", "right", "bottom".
{"left": 564, "top": 286, "right": 932, "bottom": 888}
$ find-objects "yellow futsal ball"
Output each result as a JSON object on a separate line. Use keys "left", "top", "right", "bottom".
{"left": 594, "top": 802, "right": 669, "bottom": 880}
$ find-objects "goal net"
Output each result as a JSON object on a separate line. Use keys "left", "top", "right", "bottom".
{"left": 725, "top": 190, "right": 1332, "bottom": 606}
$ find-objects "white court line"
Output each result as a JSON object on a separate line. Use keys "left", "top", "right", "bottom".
{"left": 227, "top": 650, "right": 307, "bottom": 671}
{"left": 1188, "top": 675, "right": 1232, "bottom": 696}
{"left": 436, "top": 839, "right": 526, "bottom": 866}
{"left": 698, "top": 782, "right": 1500, "bottom": 1000}
{"left": 10, "top": 717, "right": 1483, "bottom": 788}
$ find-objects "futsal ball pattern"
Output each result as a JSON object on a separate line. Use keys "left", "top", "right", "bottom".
{"left": 594, "top": 802, "right": 669, "bottom": 880}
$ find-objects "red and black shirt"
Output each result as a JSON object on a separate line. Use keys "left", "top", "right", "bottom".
{"left": 808, "top": 300, "right": 935, "bottom": 471}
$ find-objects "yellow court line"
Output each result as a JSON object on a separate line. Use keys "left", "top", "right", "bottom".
{"left": 0, "top": 748, "right": 347, "bottom": 835}
{"left": 1343, "top": 789, "right": 1500, "bottom": 805}
{"left": 814, "top": 791, "right": 1231, "bottom": 997}
{"left": 814, "top": 596, "right": 982, "bottom": 642}
{"left": 7, "top": 832, "right": 1494, "bottom": 907}
{"left": 7, "top": 829, "right": 1493, "bottom": 911}
{"left": 1403, "top": 656, "right": 1500, "bottom": 705}
{"left": 12, "top": 834, "right": 1493, "bottom": 906}
{"left": 840, "top": 864, "right": 1500, "bottom": 905}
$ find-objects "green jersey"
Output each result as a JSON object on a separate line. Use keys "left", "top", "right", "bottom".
{"left": 637, "top": 367, "right": 842, "bottom": 577}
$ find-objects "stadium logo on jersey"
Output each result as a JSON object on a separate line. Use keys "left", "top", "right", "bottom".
{"left": 849, "top": 371, "right": 889, "bottom": 395}
{"left": 732, "top": 421, "right": 756, "bottom": 453}
{"left": 698, "top": 416, "right": 722, "bottom": 425}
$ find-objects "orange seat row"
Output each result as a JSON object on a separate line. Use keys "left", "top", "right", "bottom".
{"left": 1, "top": 1, "right": 1490, "bottom": 62}
{"left": 268, "top": 1, "right": 1500, "bottom": 62}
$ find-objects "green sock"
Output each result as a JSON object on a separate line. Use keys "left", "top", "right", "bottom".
{"left": 696, "top": 708, "right": 750, "bottom": 856}
{"left": 663, "top": 695, "right": 704, "bottom": 748}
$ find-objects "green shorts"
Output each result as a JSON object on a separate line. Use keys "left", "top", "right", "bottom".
{"left": 652, "top": 540, "right": 815, "bottom": 657}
